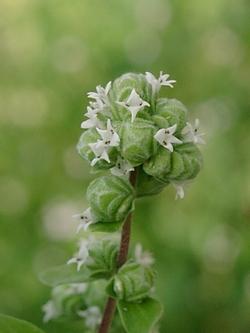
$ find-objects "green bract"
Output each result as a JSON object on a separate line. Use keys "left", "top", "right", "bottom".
{"left": 153, "top": 98, "right": 187, "bottom": 134}
{"left": 143, "top": 143, "right": 202, "bottom": 183}
{"left": 87, "top": 175, "right": 135, "bottom": 222}
{"left": 119, "top": 119, "right": 157, "bottom": 166}
{"left": 86, "top": 238, "right": 119, "bottom": 278}
{"left": 108, "top": 262, "right": 155, "bottom": 302}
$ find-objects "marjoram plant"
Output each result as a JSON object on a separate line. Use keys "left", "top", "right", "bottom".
{"left": 39, "top": 71, "right": 204, "bottom": 333}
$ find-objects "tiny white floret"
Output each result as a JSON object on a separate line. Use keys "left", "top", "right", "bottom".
{"left": 111, "top": 157, "right": 134, "bottom": 177}
{"left": 96, "top": 119, "right": 120, "bottom": 147}
{"left": 117, "top": 89, "right": 150, "bottom": 122}
{"left": 42, "top": 300, "right": 59, "bottom": 323}
{"left": 172, "top": 182, "right": 185, "bottom": 200}
{"left": 135, "top": 243, "right": 154, "bottom": 267}
{"left": 145, "top": 71, "right": 176, "bottom": 93}
{"left": 87, "top": 81, "right": 111, "bottom": 108}
{"left": 89, "top": 140, "right": 110, "bottom": 166}
{"left": 154, "top": 124, "right": 182, "bottom": 152}
{"left": 182, "top": 118, "right": 205, "bottom": 145}
{"left": 78, "top": 306, "right": 102, "bottom": 330}
{"left": 81, "top": 106, "right": 100, "bottom": 129}
{"left": 67, "top": 239, "right": 89, "bottom": 271}
{"left": 72, "top": 207, "right": 96, "bottom": 233}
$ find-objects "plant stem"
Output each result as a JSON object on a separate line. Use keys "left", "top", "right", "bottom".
{"left": 98, "top": 169, "right": 138, "bottom": 333}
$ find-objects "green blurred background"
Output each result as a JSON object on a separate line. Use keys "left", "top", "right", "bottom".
{"left": 0, "top": 0, "right": 249, "bottom": 332}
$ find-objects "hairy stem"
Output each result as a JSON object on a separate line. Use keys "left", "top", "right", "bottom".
{"left": 98, "top": 169, "right": 138, "bottom": 333}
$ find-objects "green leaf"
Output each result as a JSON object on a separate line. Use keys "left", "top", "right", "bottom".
{"left": 88, "top": 221, "right": 122, "bottom": 233}
{"left": 39, "top": 264, "right": 92, "bottom": 287}
{"left": 0, "top": 314, "right": 45, "bottom": 333}
{"left": 117, "top": 298, "right": 163, "bottom": 333}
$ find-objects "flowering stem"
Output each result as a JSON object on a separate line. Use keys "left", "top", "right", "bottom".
{"left": 98, "top": 169, "right": 138, "bottom": 333}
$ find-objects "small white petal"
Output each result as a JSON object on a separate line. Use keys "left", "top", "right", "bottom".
{"left": 154, "top": 125, "right": 182, "bottom": 152}
{"left": 117, "top": 89, "right": 150, "bottom": 122}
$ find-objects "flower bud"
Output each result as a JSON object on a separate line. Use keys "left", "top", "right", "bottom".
{"left": 87, "top": 176, "right": 135, "bottom": 223}
{"left": 143, "top": 143, "right": 202, "bottom": 183}
{"left": 86, "top": 238, "right": 119, "bottom": 278}
{"left": 120, "top": 119, "right": 157, "bottom": 166}
{"left": 108, "top": 262, "right": 155, "bottom": 302}
{"left": 153, "top": 98, "right": 187, "bottom": 135}
{"left": 77, "top": 128, "right": 117, "bottom": 170}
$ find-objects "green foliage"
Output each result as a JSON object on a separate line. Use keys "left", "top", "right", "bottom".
{"left": 87, "top": 175, "right": 135, "bottom": 222}
{"left": 0, "top": 314, "right": 44, "bottom": 333}
{"left": 39, "top": 265, "right": 92, "bottom": 287}
{"left": 117, "top": 298, "right": 163, "bottom": 333}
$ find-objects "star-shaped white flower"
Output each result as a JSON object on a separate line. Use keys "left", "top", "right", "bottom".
{"left": 182, "top": 118, "right": 205, "bottom": 145}
{"left": 81, "top": 106, "right": 100, "bottom": 129}
{"left": 172, "top": 182, "right": 185, "bottom": 200}
{"left": 145, "top": 71, "right": 176, "bottom": 93}
{"left": 89, "top": 140, "right": 110, "bottom": 166}
{"left": 67, "top": 239, "right": 89, "bottom": 271}
{"left": 135, "top": 243, "right": 154, "bottom": 267}
{"left": 72, "top": 207, "right": 96, "bottom": 233}
{"left": 154, "top": 124, "right": 182, "bottom": 152}
{"left": 87, "top": 81, "right": 111, "bottom": 108}
{"left": 78, "top": 306, "right": 102, "bottom": 330}
{"left": 42, "top": 300, "right": 59, "bottom": 323}
{"left": 96, "top": 119, "right": 120, "bottom": 147}
{"left": 117, "top": 89, "right": 150, "bottom": 122}
{"left": 110, "top": 157, "right": 134, "bottom": 177}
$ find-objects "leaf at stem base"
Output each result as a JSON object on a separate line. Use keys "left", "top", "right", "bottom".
{"left": 117, "top": 297, "right": 163, "bottom": 333}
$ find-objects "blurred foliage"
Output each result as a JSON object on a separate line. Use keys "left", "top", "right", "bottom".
{"left": 0, "top": 0, "right": 249, "bottom": 332}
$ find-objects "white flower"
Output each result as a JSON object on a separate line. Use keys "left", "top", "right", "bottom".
{"left": 135, "top": 243, "right": 154, "bottom": 267}
{"left": 81, "top": 106, "right": 99, "bottom": 129}
{"left": 87, "top": 81, "right": 111, "bottom": 108}
{"left": 72, "top": 207, "right": 96, "bottom": 233}
{"left": 78, "top": 306, "right": 102, "bottom": 330}
{"left": 154, "top": 124, "right": 182, "bottom": 152}
{"left": 42, "top": 300, "right": 59, "bottom": 323}
{"left": 67, "top": 239, "right": 89, "bottom": 271}
{"left": 89, "top": 140, "right": 110, "bottom": 166}
{"left": 182, "top": 118, "right": 205, "bottom": 145}
{"left": 172, "top": 182, "right": 185, "bottom": 200}
{"left": 117, "top": 89, "right": 150, "bottom": 122}
{"left": 96, "top": 119, "right": 120, "bottom": 147}
{"left": 145, "top": 71, "right": 176, "bottom": 92}
{"left": 111, "top": 157, "right": 134, "bottom": 177}
{"left": 66, "top": 283, "right": 87, "bottom": 295}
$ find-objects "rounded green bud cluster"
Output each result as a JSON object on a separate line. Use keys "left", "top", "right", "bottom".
{"left": 87, "top": 175, "right": 135, "bottom": 223}
{"left": 86, "top": 238, "right": 119, "bottom": 278}
{"left": 108, "top": 262, "right": 155, "bottom": 302}
{"left": 79, "top": 71, "right": 204, "bottom": 198}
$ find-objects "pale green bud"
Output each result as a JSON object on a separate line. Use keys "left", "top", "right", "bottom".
{"left": 87, "top": 176, "right": 135, "bottom": 223}
{"left": 120, "top": 119, "right": 157, "bottom": 166}
{"left": 153, "top": 98, "right": 187, "bottom": 135}
{"left": 108, "top": 262, "right": 155, "bottom": 302}
{"left": 86, "top": 238, "right": 119, "bottom": 279}
{"left": 143, "top": 143, "right": 202, "bottom": 183}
